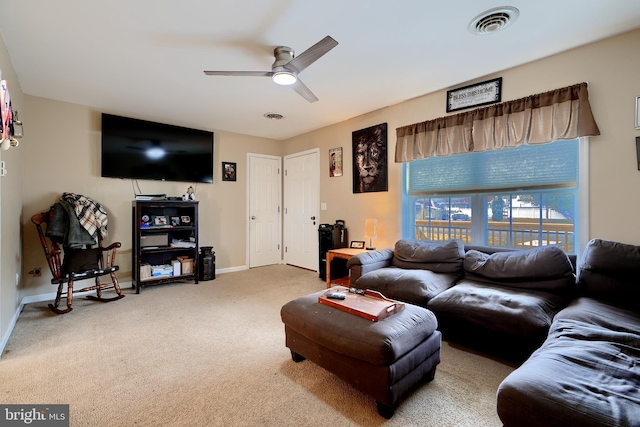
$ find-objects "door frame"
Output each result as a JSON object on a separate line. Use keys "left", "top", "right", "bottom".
{"left": 283, "top": 148, "right": 320, "bottom": 270}
{"left": 246, "top": 152, "right": 282, "bottom": 268}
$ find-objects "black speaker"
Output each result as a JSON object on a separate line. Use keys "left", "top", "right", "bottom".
{"left": 318, "top": 224, "right": 333, "bottom": 280}
{"left": 318, "top": 221, "right": 349, "bottom": 281}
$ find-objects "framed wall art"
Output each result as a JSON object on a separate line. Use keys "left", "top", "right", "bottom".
{"left": 222, "top": 162, "right": 237, "bottom": 182}
{"left": 329, "top": 147, "right": 343, "bottom": 177}
{"left": 447, "top": 77, "right": 502, "bottom": 113}
{"left": 352, "top": 123, "right": 388, "bottom": 193}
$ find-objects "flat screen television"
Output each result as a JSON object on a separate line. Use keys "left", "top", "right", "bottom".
{"left": 101, "top": 113, "right": 214, "bottom": 183}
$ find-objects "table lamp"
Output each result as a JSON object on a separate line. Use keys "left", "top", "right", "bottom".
{"left": 365, "top": 219, "right": 378, "bottom": 250}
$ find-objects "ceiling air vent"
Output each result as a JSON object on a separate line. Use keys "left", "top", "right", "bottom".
{"left": 264, "top": 112, "right": 284, "bottom": 120}
{"left": 468, "top": 6, "right": 519, "bottom": 35}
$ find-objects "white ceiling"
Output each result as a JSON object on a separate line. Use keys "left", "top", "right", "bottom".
{"left": 1, "top": 0, "right": 640, "bottom": 141}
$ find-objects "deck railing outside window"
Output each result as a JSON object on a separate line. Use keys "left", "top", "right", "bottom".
{"left": 414, "top": 218, "right": 574, "bottom": 253}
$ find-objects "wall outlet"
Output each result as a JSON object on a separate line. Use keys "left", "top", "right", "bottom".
{"left": 0, "top": 161, "right": 6, "bottom": 177}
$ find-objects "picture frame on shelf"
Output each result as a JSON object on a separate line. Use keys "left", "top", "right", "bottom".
{"left": 350, "top": 240, "right": 365, "bottom": 249}
{"left": 180, "top": 215, "right": 191, "bottom": 226}
{"left": 152, "top": 215, "right": 168, "bottom": 226}
{"left": 170, "top": 216, "right": 181, "bottom": 226}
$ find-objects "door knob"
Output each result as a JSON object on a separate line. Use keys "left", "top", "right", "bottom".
{"left": 311, "top": 216, "right": 316, "bottom": 220}
{"left": 251, "top": 216, "right": 256, "bottom": 220}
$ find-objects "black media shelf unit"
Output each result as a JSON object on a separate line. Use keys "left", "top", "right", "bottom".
{"left": 132, "top": 200, "right": 199, "bottom": 293}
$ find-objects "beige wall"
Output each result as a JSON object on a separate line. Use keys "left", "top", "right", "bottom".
{"left": 20, "top": 96, "right": 283, "bottom": 297}
{"left": 283, "top": 28, "right": 640, "bottom": 252}
{"left": 0, "top": 34, "right": 25, "bottom": 341}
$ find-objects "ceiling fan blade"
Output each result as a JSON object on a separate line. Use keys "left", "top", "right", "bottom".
{"left": 204, "top": 70, "right": 273, "bottom": 77}
{"left": 286, "top": 36, "right": 338, "bottom": 74}
{"left": 291, "top": 78, "right": 318, "bottom": 103}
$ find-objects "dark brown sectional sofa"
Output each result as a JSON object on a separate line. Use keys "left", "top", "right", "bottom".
{"left": 347, "top": 238, "right": 640, "bottom": 425}
{"left": 497, "top": 238, "right": 640, "bottom": 426}
{"left": 349, "top": 238, "right": 577, "bottom": 357}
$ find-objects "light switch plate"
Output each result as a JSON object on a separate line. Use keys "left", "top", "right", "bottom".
{"left": 321, "top": 203, "right": 327, "bottom": 210}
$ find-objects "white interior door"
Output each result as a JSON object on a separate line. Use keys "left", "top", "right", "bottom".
{"left": 284, "top": 149, "right": 319, "bottom": 271}
{"left": 248, "top": 154, "right": 281, "bottom": 268}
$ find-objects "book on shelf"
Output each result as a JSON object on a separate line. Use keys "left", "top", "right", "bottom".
{"left": 135, "top": 194, "right": 167, "bottom": 201}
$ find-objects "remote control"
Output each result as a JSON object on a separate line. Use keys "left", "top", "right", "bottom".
{"left": 326, "top": 292, "right": 346, "bottom": 300}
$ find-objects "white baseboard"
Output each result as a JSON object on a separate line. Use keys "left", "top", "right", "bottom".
{"left": 1, "top": 266, "right": 250, "bottom": 359}
{"left": 0, "top": 299, "right": 24, "bottom": 359}
{"left": 216, "top": 265, "right": 248, "bottom": 274}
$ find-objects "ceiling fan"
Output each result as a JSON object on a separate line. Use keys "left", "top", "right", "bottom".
{"left": 204, "top": 35, "right": 338, "bottom": 103}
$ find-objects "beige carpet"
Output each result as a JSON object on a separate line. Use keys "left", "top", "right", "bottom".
{"left": 0, "top": 265, "right": 515, "bottom": 426}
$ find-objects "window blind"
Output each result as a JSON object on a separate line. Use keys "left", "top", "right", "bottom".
{"left": 408, "top": 139, "right": 578, "bottom": 195}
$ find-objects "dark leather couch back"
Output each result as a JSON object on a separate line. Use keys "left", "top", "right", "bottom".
{"left": 577, "top": 238, "right": 640, "bottom": 306}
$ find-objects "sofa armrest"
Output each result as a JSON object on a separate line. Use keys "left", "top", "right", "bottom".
{"left": 347, "top": 248, "right": 394, "bottom": 284}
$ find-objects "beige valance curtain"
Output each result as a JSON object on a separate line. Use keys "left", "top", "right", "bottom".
{"left": 395, "top": 82, "right": 600, "bottom": 163}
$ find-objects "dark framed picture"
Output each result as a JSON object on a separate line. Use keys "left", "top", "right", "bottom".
{"left": 350, "top": 240, "right": 365, "bottom": 249}
{"left": 352, "top": 123, "right": 388, "bottom": 193}
{"left": 180, "top": 215, "right": 191, "bottom": 226}
{"left": 446, "top": 77, "right": 502, "bottom": 112}
{"left": 170, "top": 216, "right": 181, "bottom": 226}
{"left": 152, "top": 215, "right": 168, "bottom": 226}
{"left": 222, "top": 162, "right": 237, "bottom": 181}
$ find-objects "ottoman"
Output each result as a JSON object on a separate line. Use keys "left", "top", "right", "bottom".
{"left": 280, "top": 289, "right": 441, "bottom": 418}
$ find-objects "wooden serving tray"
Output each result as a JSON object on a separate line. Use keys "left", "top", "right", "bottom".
{"left": 318, "top": 286, "right": 405, "bottom": 322}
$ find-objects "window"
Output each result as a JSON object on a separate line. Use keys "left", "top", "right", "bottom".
{"left": 404, "top": 139, "right": 582, "bottom": 254}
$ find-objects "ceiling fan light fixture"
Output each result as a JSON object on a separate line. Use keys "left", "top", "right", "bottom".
{"left": 272, "top": 71, "right": 297, "bottom": 86}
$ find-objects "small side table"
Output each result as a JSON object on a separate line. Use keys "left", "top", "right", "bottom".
{"left": 326, "top": 248, "right": 366, "bottom": 288}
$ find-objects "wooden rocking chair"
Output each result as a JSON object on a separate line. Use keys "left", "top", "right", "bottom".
{"left": 32, "top": 209, "right": 125, "bottom": 314}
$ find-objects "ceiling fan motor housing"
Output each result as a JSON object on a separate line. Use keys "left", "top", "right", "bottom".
{"left": 272, "top": 46, "right": 295, "bottom": 70}
{"left": 271, "top": 46, "right": 297, "bottom": 85}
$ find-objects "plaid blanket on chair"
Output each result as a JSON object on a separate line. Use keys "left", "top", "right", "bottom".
{"left": 61, "top": 192, "right": 108, "bottom": 240}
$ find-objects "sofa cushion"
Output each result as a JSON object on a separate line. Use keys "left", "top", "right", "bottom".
{"left": 463, "top": 245, "right": 575, "bottom": 291}
{"left": 577, "top": 238, "right": 640, "bottom": 307}
{"left": 355, "top": 267, "right": 458, "bottom": 307}
{"left": 497, "top": 316, "right": 640, "bottom": 427}
{"left": 555, "top": 297, "right": 640, "bottom": 333}
{"left": 391, "top": 239, "right": 465, "bottom": 274}
{"left": 427, "top": 280, "right": 567, "bottom": 339}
